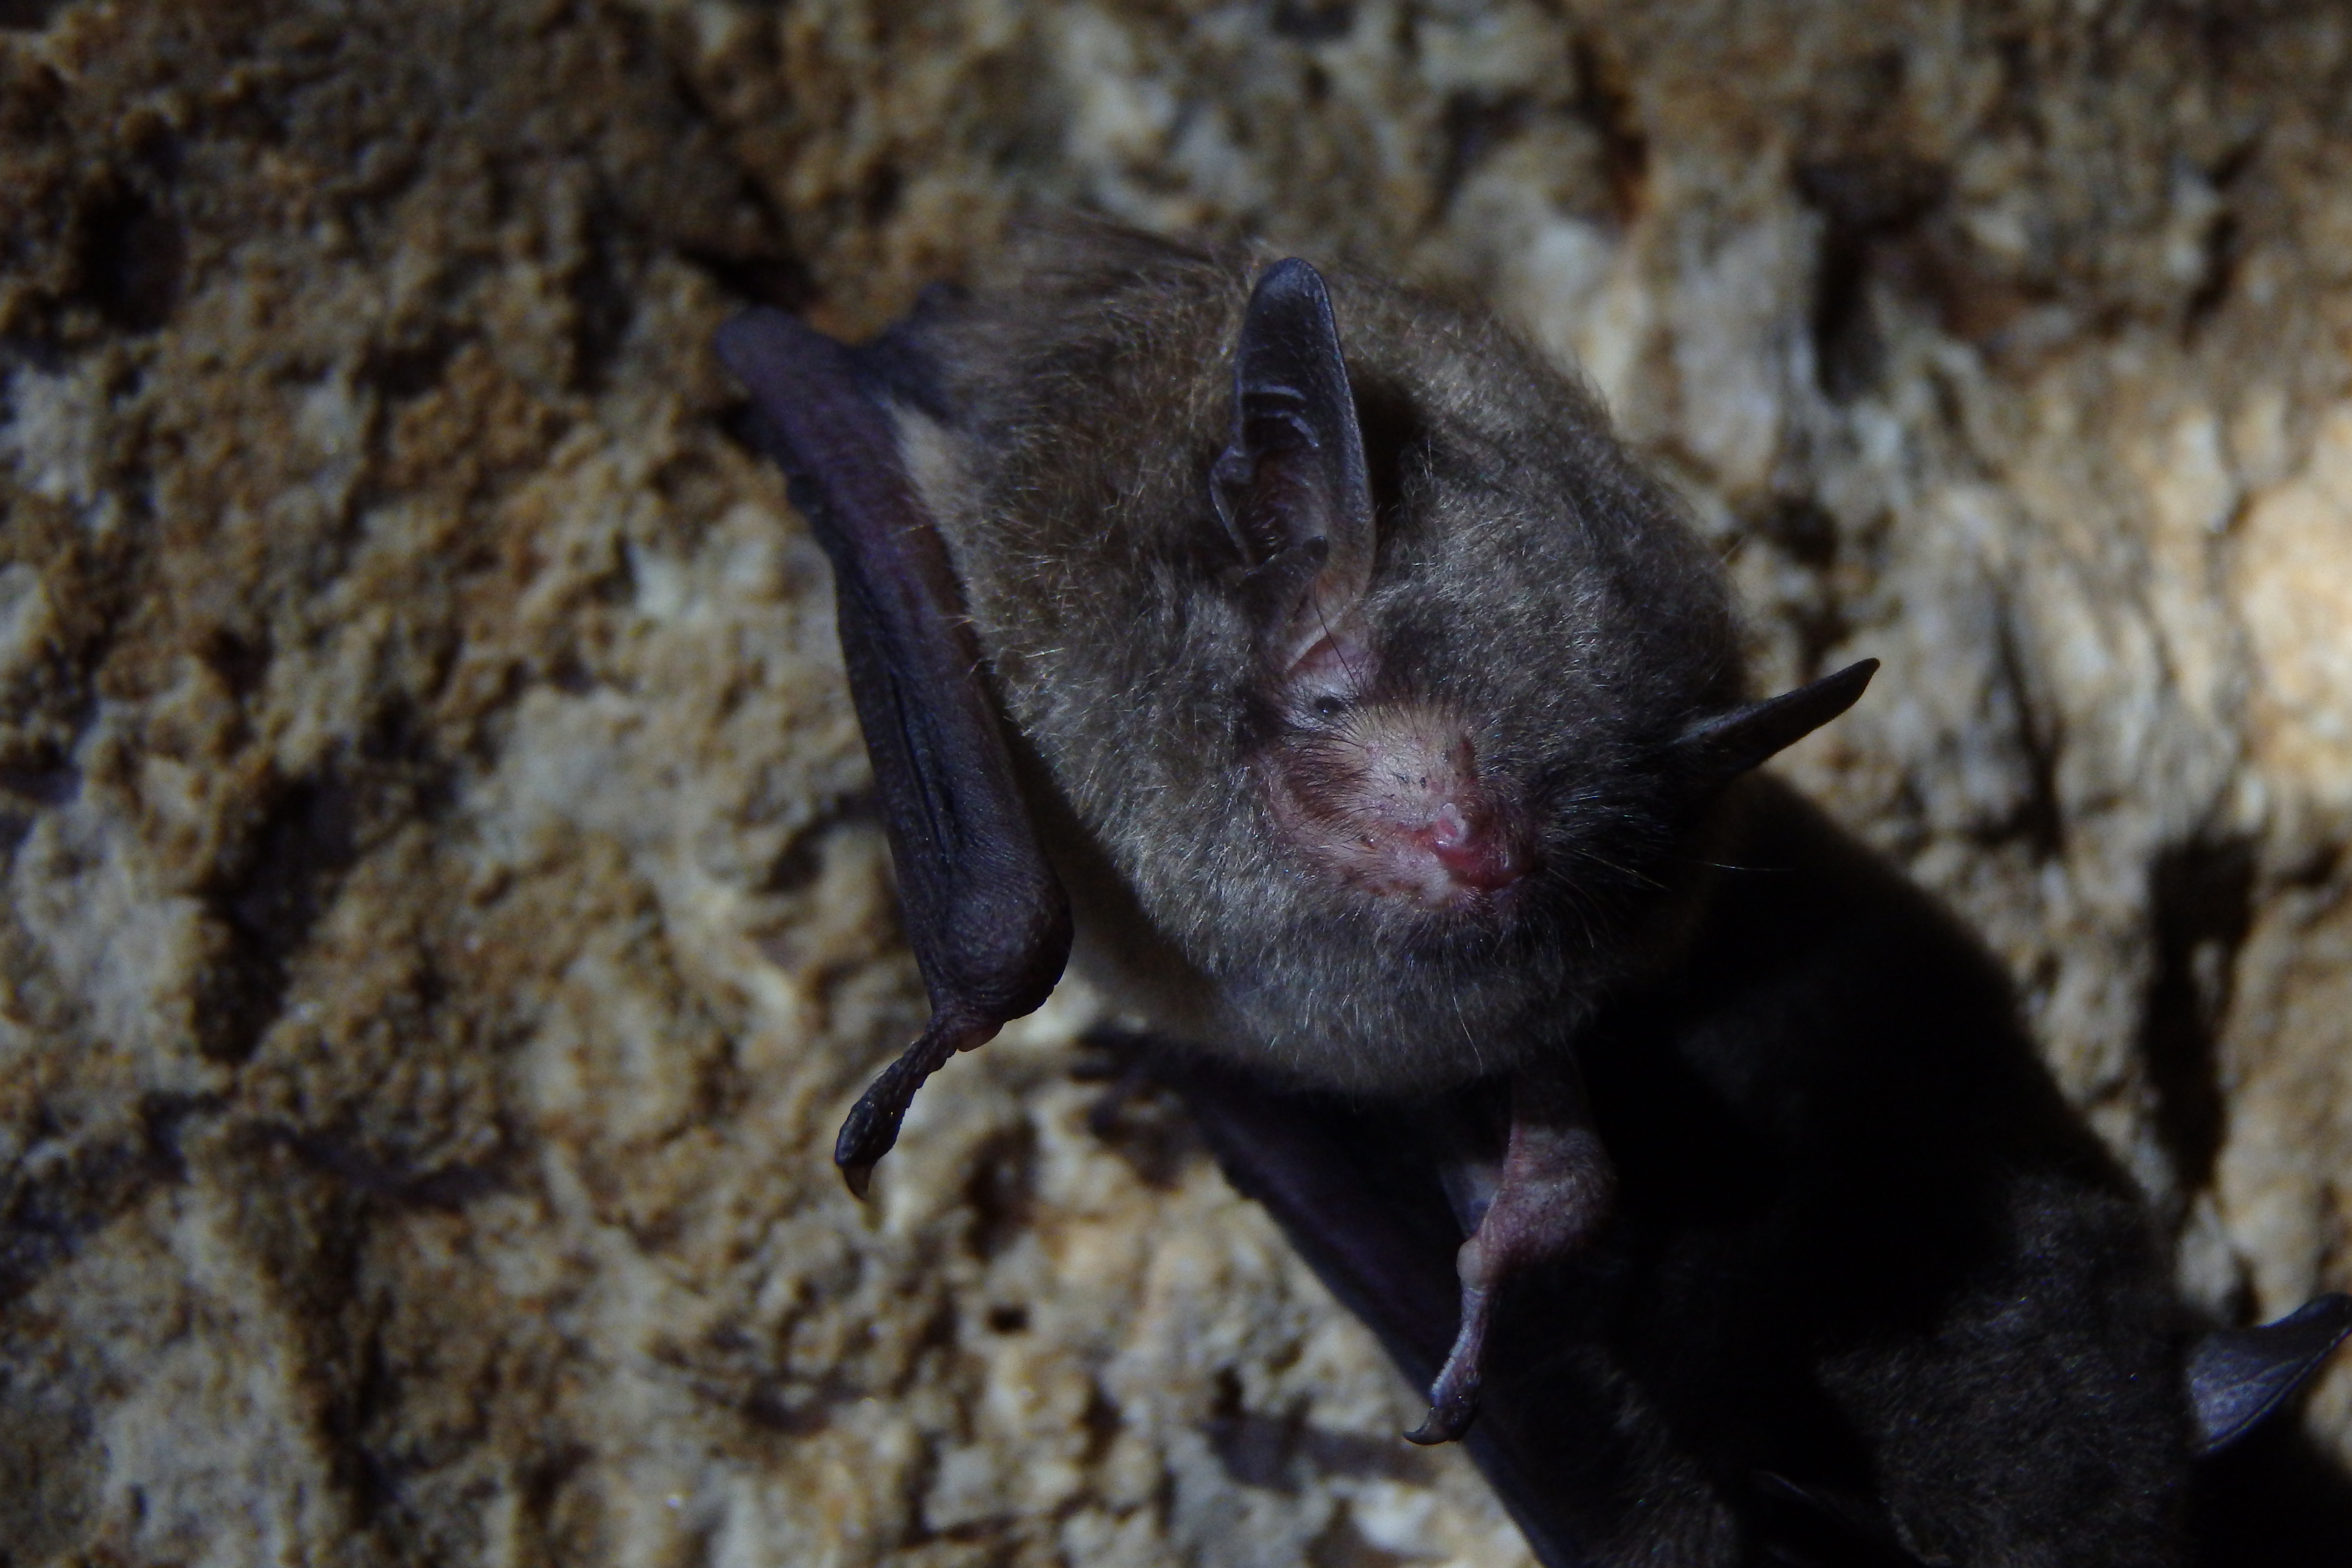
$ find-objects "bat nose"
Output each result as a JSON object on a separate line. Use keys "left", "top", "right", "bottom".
{"left": 1265, "top": 700, "right": 1531, "bottom": 908}
{"left": 1427, "top": 801, "right": 1526, "bottom": 892}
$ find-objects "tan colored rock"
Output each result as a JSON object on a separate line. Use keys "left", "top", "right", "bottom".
{"left": 3, "top": 0, "right": 2351, "bottom": 1562}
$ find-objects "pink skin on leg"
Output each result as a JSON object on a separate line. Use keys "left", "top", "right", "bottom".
{"left": 1407, "top": 1061, "right": 1615, "bottom": 1445}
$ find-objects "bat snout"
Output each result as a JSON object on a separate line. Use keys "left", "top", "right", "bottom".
{"left": 1426, "top": 801, "right": 1527, "bottom": 892}
{"left": 1266, "top": 703, "right": 1532, "bottom": 911}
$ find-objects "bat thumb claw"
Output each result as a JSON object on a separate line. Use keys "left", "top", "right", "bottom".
{"left": 833, "top": 1014, "right": 988, "bottom": 1196}
{"left": 1403, "top": 1386, "right": 1478, "bottom": 1446}
{"left": 1404, "top": 1349, "right": 1483, "bottom": 1444}
{"left": 1405, "top": 1275, "right": 1491, "bottom": 1444}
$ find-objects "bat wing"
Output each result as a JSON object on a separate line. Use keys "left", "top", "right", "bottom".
{"left": 2188, "top": 1293, "right": 2352, "bottom": 1457}
{"left": 717, "top": 308, "right": 1072, "bottom": 1195}
{"left": 1170, "top": 1044, "right": 2352, "bottom": 1567}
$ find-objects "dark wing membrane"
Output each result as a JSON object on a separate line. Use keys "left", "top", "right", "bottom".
{"left": 2188, "top": 1293, "right": 2352, "bottom": 1457}
{"left": 717, "top": 308, "right": 1072, "bottom": 1195}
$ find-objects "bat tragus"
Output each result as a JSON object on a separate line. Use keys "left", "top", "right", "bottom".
{"left": 717, "top": 218, "right": 2352, "bottom": 1566}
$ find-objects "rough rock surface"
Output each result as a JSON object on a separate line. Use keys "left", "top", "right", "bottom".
{"left": 3, "top": 0, "right": 2350, "bottom": 1562}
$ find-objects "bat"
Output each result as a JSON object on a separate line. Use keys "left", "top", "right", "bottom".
{"left": 714, "top": 216, "right": 2350, "bottom": 1565}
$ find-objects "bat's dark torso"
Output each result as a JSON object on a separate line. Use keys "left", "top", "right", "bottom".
{"left": 1584, "top": 779, "right": 2186, "bottom": 1561}
{"left": 1183, "top": 777, "right": 2191, "bottom": 1566}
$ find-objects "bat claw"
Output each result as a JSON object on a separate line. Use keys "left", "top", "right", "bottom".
{"left": 1403, "top": 1380, "right": 1480, "bottom": 1445}
{"left": 831, "top": 1069, "right": 913, "bottom": 1192}
{"left": 1404, "top": 1282, "right": 1492, "bottom": 1445}
{"left": 832, "top": 1012, "right": 1002, "bottom": 1198}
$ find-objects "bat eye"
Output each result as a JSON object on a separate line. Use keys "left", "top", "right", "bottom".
{"left": 1312, "top": 695, "right": 1348, "bottom": 719}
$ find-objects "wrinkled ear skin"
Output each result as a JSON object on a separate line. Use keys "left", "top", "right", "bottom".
{"left": 1665, "top": 659, "right": 1879, "bottom": 805}
{"left": 2188, "top": 1293, "right": 2352, "bottom": 1457}
{"left": 716, "top": 308, "right": 1072, "bottom": 1197}
{"left": 1211, "top": 258, "right": 1377, "bottom": 662}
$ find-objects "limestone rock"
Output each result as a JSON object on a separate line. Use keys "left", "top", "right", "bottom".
{"left": 3, "top": 0, "right": 2350, "bottom": 1562}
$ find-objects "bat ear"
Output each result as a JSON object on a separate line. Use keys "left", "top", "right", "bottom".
{"left": 2188, "top": 1292, "right": 2352, "bottom": 1456}
{"left": 1211, "top": 258, "right": 1377, "bottom": 664}
{"left": 1664, "top": 659, "right": 1878, "bottom": 797}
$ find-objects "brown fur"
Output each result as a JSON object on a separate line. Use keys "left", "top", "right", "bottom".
{"left": 882, "top": 219, "right": 1745, "bottom": 1093}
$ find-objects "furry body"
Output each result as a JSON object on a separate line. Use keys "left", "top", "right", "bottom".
{"left": 1177, "top": 780, "right": 2193, "bottom": 1564}
{"left": 878, "top": 224, "right": 1742, "bottom": 1094}
{"left": 715, "top": 220, "right": 2349, "bottom": 1565}
{"left": 857, "top": 228, "right": 2193, "bottom": 1560}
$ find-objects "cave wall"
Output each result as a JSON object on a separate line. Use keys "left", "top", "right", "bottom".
{"left": 3, "top": 1, "right": 2351, "bottom": 1562}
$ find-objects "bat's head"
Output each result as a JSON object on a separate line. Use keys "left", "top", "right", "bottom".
{"left": 1124, "top": 257, "right": 1871, "bottom": 1087}
{"left": 936, "top": 235, "right": 1872, "bottom": 1092}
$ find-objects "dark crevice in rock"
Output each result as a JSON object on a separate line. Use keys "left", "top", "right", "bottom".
{"left": 358, "top": 326, "right": 468, "bottom": 403}
{"left": 1431, "top": 90, "right": 1530, "bottom": 222}
{"left": 0, "top": 1100, "right": 212, "bottom": 1307}
{"left": 73, "top": 178, "right": 184, "bottom": 337}
{"left": 1795, "top": 156, "right": 1947, "bottom": 403}
{"left": 1571, "top": 34, "right": 1649, "bottom": 225}
{"left": 2141, "top": 834, "right": 2255, "bottom": 1199}
{"left": 1758, "top": 496, "right": 1841, "bottom": 572}
{"left": 2182, "top": 208, "right": 2240, "bottom": 336}
{"left": 1986, "top": 607, "right": 2066, "bottom": 862}
{"left": 962, "top": 1121, "right": 1037, "bottom": 1261}
{"left": 0, "top": 754, "right": 81, "bottom": 810}
{"left": 741, "top": 1370, "right": 855, "bottom": 1437}
{"left": 1269, "top": 0, "right": 1355, "bottom": 44}
{"left": 514, "top": 1439, "right": 593, "bottom": 1537}
{"left": 361, "top": 694, "right": 459, "bottom": 821}
{"left": 137, "top": 1090, "right": 228, "bottom": 1185}
{"left": 1751, "top": 496, "right": 1857, "bottom": 679}
{"left": 714, "top": 395, "right": 780, "bottom": 467}
{"left": 198, "top": 622, "right": 273, "bottom": 699}
{"left": 757, "top": 792, "right": 878, "bottom": 896}
{"left": 1309, "top": 1506, "right": 1414, "bottom": 1568}
{"left": 1077, "top": 1379, "right": 1121, "bottom": 1464}
{"left": 856, "top": 162, "right": 902, "bottom": 229}
{"left": 685, "top": 246, "right": 818, "bottom": 315}
{"left": 568, "top": 194, "right": 636, "bottom": 394}
{"left": 320, "top": 1318, "right": 403, "bottom": 1529}
{"left": 0, "top": 0, "right": 64, "bottom": 31}
{"left": 0, "top": 764, "right": 78, "bottom": 858}
{"left": 256, "top": 1121, "right": 510, "bottom": 1213}
{"left": 197, "top": 770, "right": 361, "bottom": 1063}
